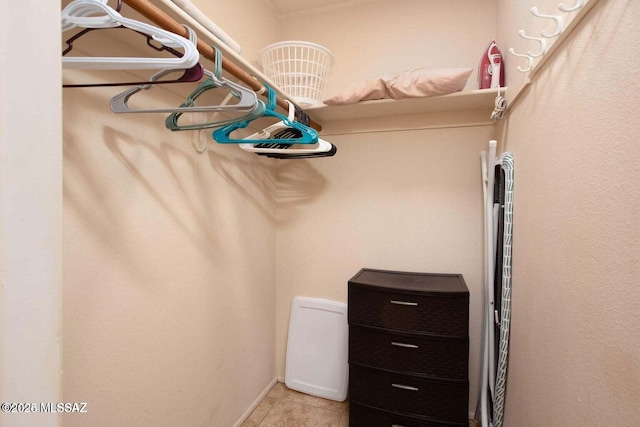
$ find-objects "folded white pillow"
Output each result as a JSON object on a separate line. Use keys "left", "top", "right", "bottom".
{"left": 324, "top": 67, "right": 473, "bottom": 106}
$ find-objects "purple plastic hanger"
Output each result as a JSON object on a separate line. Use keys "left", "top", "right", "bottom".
{"left": 62, "top": 0, "right": 204, "bottom": 88}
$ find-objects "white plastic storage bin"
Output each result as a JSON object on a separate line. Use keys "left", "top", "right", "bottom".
{"left": 259, "top": 41, "right": 334, "bottom": 107}
{"left": 285, "top": 297, "right": 348, "bottom": 401}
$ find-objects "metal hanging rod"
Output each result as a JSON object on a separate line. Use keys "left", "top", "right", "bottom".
{"left": 121, "top": 0, "right": 322, "bottom": 131}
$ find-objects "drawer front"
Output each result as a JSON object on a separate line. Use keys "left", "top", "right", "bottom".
{"left": 349, "top": 326, "right": 468, "bottom": 380}
{"left": 349, "top": 365, "right": 468, "bottom": 424}
{"left": 349, "top": 286, "right": 468, "bottom": 337}
{"left": 349, "top": 403, "right": 467, "bottom": 427}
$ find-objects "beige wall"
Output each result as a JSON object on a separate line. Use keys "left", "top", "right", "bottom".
{"left": 187, "top": 0, "right": 282, "bottom": 64}
{"left": 276, "top": 0, "right": 497, "bottom": 97}
{"left": 57, "top": 1, "right": 640, "bottom": 426}
{"left": 272, "top": 0, "right": 497, "bottom": 416}
{"left": 496, "top": 0, "right": 640, "bottom": 425}
{"left": 63, "top": 83, "right": 278, "bottom": 427}
{"left": 275, "top": 124, "right": 494, "bottom": 415}
{"left": 62, "top": 13, "right": 280, "bottom": 425}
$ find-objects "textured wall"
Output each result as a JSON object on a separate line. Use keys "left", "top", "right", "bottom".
{"left": 496, "top": 0, "right": 640, "bottom": 424}
{"left": 57, "top": 1, "right": 640, "bottom": 426}
{"left": 61, "top": 1, "right": 284, "bottom": 424}
{"left": 185, "top": 0, "right": 282, "bottom": 63}
{"left": 62, "top": 70, "right": 278, "bottom": 427}
{"left": 275, "top": 125, "right": 495, "bottom": 414}
{"left": 277, "top": 0, "right": 497, "bottom": 97}
{"left": 273, "top": 0, "right": 497, "bottom": 416}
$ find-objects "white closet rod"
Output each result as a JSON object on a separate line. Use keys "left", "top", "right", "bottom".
{"left": 162, "top": 0, "right": 242, "bottom": 53}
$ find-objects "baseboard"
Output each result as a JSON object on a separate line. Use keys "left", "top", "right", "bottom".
{"left": 277, "top": 375, "right": 285, "bottom": 383}
{"left": 232, "top": 377, "right": 278, "bottom": 427}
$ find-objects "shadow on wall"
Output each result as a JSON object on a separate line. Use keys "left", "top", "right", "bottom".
{"left": 207, "top": 151, "right": 328, "bottom": 225}
{"left": 64, "top": 124, "right": 256, "bottom": 276}
{"left": 65, "top": 114, "right": 328, "bottom": 285}
{"left": 206, "top": 149, "right": 277, "bottom": 222}
{"left": 102, "top": 126, "right": 224, "bottom": 246}
{"left": 276, "top": 160, "right": 328, "bottom": 225}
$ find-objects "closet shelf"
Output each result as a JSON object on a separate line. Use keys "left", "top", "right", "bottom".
{"left": 304, "top": 88, "right": 503, "bottom": 124}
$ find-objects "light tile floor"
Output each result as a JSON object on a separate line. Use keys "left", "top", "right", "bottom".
{"left": 241, "top": 382, "right": 349, "bottom": 427}
{"left": 242, "top": 382, "right": 480, "bottom": 427}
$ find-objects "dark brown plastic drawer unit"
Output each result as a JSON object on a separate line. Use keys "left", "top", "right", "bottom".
{"left": 348, "top": 268, "right": 469, "bottom": 426}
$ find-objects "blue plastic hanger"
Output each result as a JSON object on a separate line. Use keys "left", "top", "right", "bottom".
{"left": 212, "top": 85, "right": 318, "bottom": 145}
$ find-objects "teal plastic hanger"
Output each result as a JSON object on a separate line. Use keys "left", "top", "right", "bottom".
{"left": 212, "top": 85, "right": 318, "bottom": 144}
{"left": 165, "top": 47, "right": 265, "bottom": 131}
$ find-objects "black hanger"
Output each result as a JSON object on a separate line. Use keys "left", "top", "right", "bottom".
{"left": 254, "top": 128, "right": 337, "bottom": 159}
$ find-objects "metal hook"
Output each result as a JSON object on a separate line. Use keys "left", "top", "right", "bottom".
{"left": 508, "top": 48, "right": 534, "bottom": 73}
{"left": 559, "top": 0, "right": 585, "bottom": 12}
{"left": 531, "top": 6, "right": 564, "bottom": 38}
{"left": 517, "top": 29, "right": 548, "bottom": 58}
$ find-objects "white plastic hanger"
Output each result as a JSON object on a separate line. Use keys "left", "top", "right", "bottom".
{"left": 61, "top": 0, "right": 199, "bottom": 70}
{"left": 240, "top": 135, "right": 335, "bottom": 156}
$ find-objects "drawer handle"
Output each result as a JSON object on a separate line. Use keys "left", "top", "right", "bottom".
{"left": 390, "top": 300, "right": 418, "bottom": 306}
{"left": 391, "top": 425, "right": 406, "bottom": 427}
{"left": 391, "top": 383, "right": 419, "bottom": 391}
{"left": 391, "top": 342, "right": 418, "bottom": 349}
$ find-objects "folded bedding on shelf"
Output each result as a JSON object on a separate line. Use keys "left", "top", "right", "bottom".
{"left": 323, "top": 67, "right": 472, "bottom": 105}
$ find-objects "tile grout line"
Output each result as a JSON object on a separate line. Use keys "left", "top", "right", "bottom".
{"left": 254, "top": 383, "right": 348, "bottom": 426}
{"left": 255, "top": 396, "right": 278, "bottom": 427}
{"left": 277, "top": 396, "right": 347, "bottom": 413}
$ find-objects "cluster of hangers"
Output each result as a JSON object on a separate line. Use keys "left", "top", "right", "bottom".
{"left": 508, "top": 0, "right": 586, "bottom": 72}
{"left": 61, "top": 0, "right": 336, "bottom": 159}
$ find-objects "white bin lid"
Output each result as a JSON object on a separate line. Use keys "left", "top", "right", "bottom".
{"left": 284, "top": 296, "right": 348, "bottom": 402}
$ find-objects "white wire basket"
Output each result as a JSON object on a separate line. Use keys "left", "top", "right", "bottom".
{"left": 258, "top": 41, "right": 334, "bottom": 107}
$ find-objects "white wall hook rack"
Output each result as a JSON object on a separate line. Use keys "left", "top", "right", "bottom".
{"left": 517, "top": 30, "right": 548, "bottom": 58}
{"left": 559, "top": 0, "right": 585, "bottom": 13}
{"left": 505, "top": 0, "right": 603, "bottom": 110}
{"left": 531, "top": 6, "right": 564, "bottom": 38}
{"left": 508, "top": 48, "right": 534, "bottom": 73}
